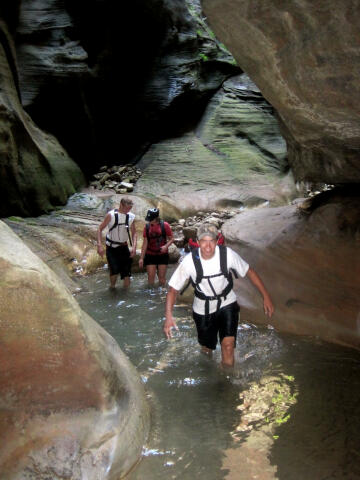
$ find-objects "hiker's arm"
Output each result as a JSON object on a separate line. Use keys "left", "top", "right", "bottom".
{"left": 97, "top": 213, "right": 111, "bottom": 257}
{"left": 139, "top": 236, "right": 148, "bottom": 269}
{"left": 246, "top": 268, "right": 274, "bottom": 317}
{"left": 164, "top": 287, "right": 179, "bottom": 339}
{"left": 160, "top": 234, "right": 174, "bottom": 253}
{"left": 130, "top": 221, "right": 137, "bottom": 257}
{"left": 160, "top": 224, "right": 174, "bottom": 253}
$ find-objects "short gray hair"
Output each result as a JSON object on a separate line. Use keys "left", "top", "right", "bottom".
{"left": 120, "top": 197, "right": 133, "bottom": 206}
{"left": 197, "top": 224, "right": 218, "bottom": 241}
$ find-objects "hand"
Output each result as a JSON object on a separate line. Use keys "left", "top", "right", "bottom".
{"left": 160, "top": 245, "right": 167, "bottom": 254}
{"left": 263, "top": 295, "right": 274, "bottom": 318}
{"left": 163, "top": 316, "right": 178, "bottom": 339}
{"left": 139, "top": 258, "right": 144, "bottom": 269}
{"left": 97, "top": 245, "right": 104, "bottom": 257}
{"left": 130, "top": 248, "right": 136, "bottom": 258}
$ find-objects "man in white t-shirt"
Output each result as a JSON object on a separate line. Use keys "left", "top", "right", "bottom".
{"left": 164, "top": 224, "right": 274, "bottom": 367}
{"left": 97, "top": 197, "right": 137, "bottom": 288}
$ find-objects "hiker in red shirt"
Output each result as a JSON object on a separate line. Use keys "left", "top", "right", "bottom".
{"left": 139, "top": 208, "right": 174, "bottom": 286}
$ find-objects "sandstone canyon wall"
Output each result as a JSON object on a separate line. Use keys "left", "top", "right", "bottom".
{"left": 202, "top": 0, "right": 360, "bottom": 185}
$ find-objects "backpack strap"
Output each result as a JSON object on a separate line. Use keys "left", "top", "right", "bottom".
{"left": 192, "top": 247, "right": 203, "bottom": 284}
{"left": 106, "top": 210, "right": 132, "bottom": 247}
{"left": 219, "top": 245, "right": 227, "bottom": 277}
{"left": 108, "top": 210, "right": 119, "bottom": 232}
{"left": 160, "top": 220, "right": 166, "bottom": 241}
{"left": 125, "top": 213, "right": 132, "bottom": 247}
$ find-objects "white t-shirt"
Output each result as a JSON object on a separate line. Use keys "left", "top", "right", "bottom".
{"left": 168, "top": 246, "right": 249, "bottom": 314}
{"left": 106, "top": 210, "right": 135, "bottom": 246}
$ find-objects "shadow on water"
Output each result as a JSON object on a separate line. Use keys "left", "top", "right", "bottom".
{"left": 268, "top": 338, "right": 360, "bottom": 480}
{"left": 75, "top": 269, "right": 360, "bottom": 480}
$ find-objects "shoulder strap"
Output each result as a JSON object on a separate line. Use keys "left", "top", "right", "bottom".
{"left": 218, "top": 245, "right": 228, "bottom": 277}
{"left": 108, "top": 210, "right": 119, "bottom": 232}
{"left": 191, "top": 247, "right": 203, "bottom": 284}
{"left": 160, "top": 220, "right": 166, "bottom": 240}
{"left": 125, "top": 213, "right": 132, "bottom": 246}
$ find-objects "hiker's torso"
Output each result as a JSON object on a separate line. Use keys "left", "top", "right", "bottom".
{"left": 170, "top": 246, "right": 249, "bottom": 315}
{"left": 106, "top": 209, "right": 135, "bottom": 247}
{"left": 145, "top": 221, "right": 170, "bottom": 255}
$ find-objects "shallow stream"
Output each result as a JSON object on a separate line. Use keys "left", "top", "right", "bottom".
{"left": 76, "top": 268, "right": 360, "bottom": 480}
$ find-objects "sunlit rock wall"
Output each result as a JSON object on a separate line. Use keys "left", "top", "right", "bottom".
{"left": 0, "top": 221, "right": 150, "bottom": 479}
{"left": 202, "top": 0, "right": 360, "bottom": 184}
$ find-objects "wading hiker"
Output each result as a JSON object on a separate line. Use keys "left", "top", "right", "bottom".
{"left": 97, "top": 197, "right": 137, "bottom": 288}
{"left": 139, "top": 208, "right": 174, "bottom": 287}
{"left": 164, "top": 224, "right": 274, "bottom": 367}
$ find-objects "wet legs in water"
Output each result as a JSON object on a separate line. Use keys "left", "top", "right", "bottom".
{"left": 221, "top": 336, "right": 235, "bottom": 368}
{"left": 109, "top": 274, "right": 130, "bottom": 289}
{"left": 146, "top": 264, "right": 167, "bottom": 287}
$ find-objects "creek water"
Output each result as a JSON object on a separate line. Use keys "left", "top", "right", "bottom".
{"left": 76, "top": 268, "right": 360, "bottom": 480}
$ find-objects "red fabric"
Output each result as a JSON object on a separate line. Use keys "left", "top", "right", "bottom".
{"left": 217, "top": 232, "right": 225, "bottom": 245}
{"left": 143, "top": 221, "right": 172, "bottom": 255}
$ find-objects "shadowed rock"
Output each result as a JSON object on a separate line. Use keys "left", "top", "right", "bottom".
{"left": 0, "top": 18, "right": 85, "bottom": 217}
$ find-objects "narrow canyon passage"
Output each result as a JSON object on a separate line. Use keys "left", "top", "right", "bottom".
{"left": 76, "top": 267, "right": 360, "bottom": 480}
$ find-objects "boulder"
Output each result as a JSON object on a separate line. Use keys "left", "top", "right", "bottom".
{"left": 0, "top": 221, "right": 150, "bottom": 479}
{"left": 222, "top": 192, "right": 360, "bottom": 349}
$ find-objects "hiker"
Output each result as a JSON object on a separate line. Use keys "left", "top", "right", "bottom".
{"left": 139, "top": 208, "right": 174, "bottom": 286}
{"left": 164, "top": 224, "right": 274, "bottom": 367}
{"left": 97, "top": 197, "right": 137, "bottom": 288}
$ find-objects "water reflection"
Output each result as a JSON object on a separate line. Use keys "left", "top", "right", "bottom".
{"left": 75, "top": 270, "right": 360, "bottom": 480}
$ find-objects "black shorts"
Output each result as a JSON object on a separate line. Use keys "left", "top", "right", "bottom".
{"left": 192, "top": 302, "right": 240, "bottom": 350}
{"left": 144, "top": 253, "right": 169, "bottom": 266}
{"left": 106, "top": 245, "right": 132, "bottom": 278}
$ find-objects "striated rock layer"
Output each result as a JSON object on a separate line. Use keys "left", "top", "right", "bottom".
{"left": 202, "top": 0, "right": 360, "bottom": 184}
{"left": 136, "top": 73, "right": 295, "bottom": 213}
{"left": 0, "top": 221, "right": 150, "bottom": 479}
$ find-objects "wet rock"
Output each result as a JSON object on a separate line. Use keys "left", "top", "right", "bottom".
{"left": 0, "top": 221, "right": 150, "bottom": 479}
{"left": 183, "top": 226, "right": 198, "bottom": 240}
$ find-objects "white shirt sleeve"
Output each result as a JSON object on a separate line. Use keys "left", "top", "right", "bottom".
{"left": 228, "top": 247, "right": 249, "bottom": 278}
{"left": 168, "top": 255, "right": 193, "bottom": 291}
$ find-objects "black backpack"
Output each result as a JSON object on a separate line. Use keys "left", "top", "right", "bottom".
{"left": 145, "top": 220, "right": 167, "bottom": 253}
{"left": 181, "top": 245, "right": 238, "bottom": 316}
{"left": 106, "top": 210, "right": 132, "bottom": 247}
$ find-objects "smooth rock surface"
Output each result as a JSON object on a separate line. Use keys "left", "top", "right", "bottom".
{"left": 222, "top": 194, "right": 360, "bottom": 349}
{"left": 202, "top": 0, "right": 360, "bottom": 184}
{"left": 0, "top": 221, "right": 150, "bottom": 479}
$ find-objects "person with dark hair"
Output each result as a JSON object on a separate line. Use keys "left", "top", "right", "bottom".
{"left": 164, "top": 224, "right": 274, "bottom": 367}
{"left": 97, "top": 197, "right": 137, "bottom": 288}
{"left": 139, "top": 208, "right": 174, "bottom": 286}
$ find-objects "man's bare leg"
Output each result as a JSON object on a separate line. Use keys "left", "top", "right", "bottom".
{"left": 201, "top": 346, "right": 213, "bottom": 357}
{"left": 110, "top": 274, "right": 118, "bottom": 289}
{"left": 221, "top": 336, "right": 235, "bottom": 367}
{"left": 123, "top": 276, "right": 130, "bottom": 288}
